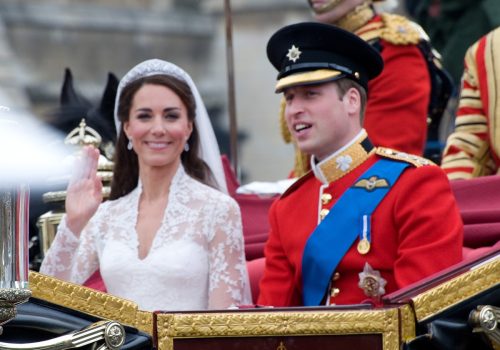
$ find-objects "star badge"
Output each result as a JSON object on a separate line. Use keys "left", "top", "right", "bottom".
{"left": 286, "top": 45, "right": 302, "bottom": 63}
{"left": 358, "top": 263, "right": 387, "bottom": 300}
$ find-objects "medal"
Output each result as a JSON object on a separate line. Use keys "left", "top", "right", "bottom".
{"left": 357, "top": 238, "right": 370, "bottom": 254}
{"left": 357, "top": 215, "right": 371, "bottom": 254}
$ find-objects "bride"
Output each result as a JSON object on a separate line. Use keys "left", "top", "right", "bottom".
{"left": 40, "top": 59, "right": 252, "bottom": 311}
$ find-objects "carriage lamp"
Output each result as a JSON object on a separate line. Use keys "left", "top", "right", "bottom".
{"left": 0, "top": 109, "right": 70, "bottom": 333}
{"left": 0, "top": 184, "right": 31, "bottom": 334}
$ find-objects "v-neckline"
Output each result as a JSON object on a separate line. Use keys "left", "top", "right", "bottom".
{"left": 132, "top": 175, "right": 176, "bottom": 261}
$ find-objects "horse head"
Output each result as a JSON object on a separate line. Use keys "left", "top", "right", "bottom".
{"left": 46, "top": 68, "right": 119, "bottom": 159}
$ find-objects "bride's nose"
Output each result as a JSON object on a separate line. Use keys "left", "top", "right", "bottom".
{"left": 151, "top": 115, "right": 166, "bottom": 134}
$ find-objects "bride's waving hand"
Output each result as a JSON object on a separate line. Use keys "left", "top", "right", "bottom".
{"left": 65, "top": 146, "right": 103, "bottom": 237}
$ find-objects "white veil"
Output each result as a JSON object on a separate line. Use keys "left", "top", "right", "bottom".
{"left": 113, "top": 59, "right": 228, "bottom": 194}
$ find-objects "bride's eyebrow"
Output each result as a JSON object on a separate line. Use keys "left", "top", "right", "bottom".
{"left": 134, "top": 108, "right": 152, "bottom": 112}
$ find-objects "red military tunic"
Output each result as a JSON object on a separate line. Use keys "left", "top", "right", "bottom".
{"left": 258, "top": 132, "right": 463, "bottom": 307}
{"left": 357, "top": 14, "right": 430, "bottom": 156}
{"left": 441, "top": 27, "right": 500, "bottom": 179}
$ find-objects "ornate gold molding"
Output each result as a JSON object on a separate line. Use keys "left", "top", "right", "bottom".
{"left": 398, "top": 304, "right": 416, "bottom": 342}
{"left": 412, "top": 256, "right": 500, "bottom": 321}
{"left": 156, "top": 307, "right": 402, "bottom": 350}
{"left": 28, "top": 271, "right": 154, "bottom": 335}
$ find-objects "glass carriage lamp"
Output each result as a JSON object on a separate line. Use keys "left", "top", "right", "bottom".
{"left": 0, "top": 107, "right": 72, "bottom": 332}
{"left": 0, "top": 184, "right": 31, "bottom": 333}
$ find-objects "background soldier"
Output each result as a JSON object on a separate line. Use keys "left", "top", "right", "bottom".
{"left": 441, "top": 27, "right": 500, "bottom": 179}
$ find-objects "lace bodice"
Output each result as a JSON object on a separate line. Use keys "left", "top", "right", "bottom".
{"left": 40, "top": 166, "right": 252, "bottom": 311}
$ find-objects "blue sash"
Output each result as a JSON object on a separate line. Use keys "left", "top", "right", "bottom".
{"left": 302, "top": 158, "right": 410, "bottom": 306}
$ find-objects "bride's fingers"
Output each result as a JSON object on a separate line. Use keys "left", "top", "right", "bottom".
{"left": 81, "top": 146, "right": 99, "bottom": 180}
{"left": 89, "top": 147, "right": 100, "bottom": 177}
{"left": 94, "top": 174, "right": 103, "bottom": 194}
{"left": 69, "top": 151, "right": 85, "bottom": 185}
{"left": 69, "top": 146, "right": 99, "bottom": 185}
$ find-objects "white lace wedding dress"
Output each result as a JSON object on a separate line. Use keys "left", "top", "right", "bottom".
{"left": 40, "top": 165, "right": 252, "bottom": 311}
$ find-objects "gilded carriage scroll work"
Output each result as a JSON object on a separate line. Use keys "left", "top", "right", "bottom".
{"left": 28, "top": 271, "right": 153, "bottom": 335}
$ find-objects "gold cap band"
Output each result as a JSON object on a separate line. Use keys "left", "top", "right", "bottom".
{"left": 275, "top": 69, "right": 342, "bottom": 92}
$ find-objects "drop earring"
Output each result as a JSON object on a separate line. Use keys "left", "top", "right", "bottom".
{"left": 184, "top": 142, "right": 190, "bottom": 152}
{"left": 127, "top": 139, "right": 133, "bottom": 150}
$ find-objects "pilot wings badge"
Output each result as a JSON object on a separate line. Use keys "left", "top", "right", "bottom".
{"left": 354, "top": 176, "right": 389, "bottom": 191}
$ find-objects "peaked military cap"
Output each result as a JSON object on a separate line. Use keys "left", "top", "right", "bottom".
{"left": 267, "top": 22, "right": 384, "bottom": 92}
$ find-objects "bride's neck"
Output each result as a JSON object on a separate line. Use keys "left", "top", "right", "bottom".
{"left": 139, "top": 162, "right": 180, "bottom": 201}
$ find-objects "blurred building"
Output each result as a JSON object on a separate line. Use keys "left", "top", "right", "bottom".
{"left": 0, "top": 0, "right": 313, "bottom": 183}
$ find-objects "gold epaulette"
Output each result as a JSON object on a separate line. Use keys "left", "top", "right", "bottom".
{"left": 357, "top": 13, "right": 423, "bottom": 46}
{"left": 376, "top": 147, "right": 435, "bottom": 167}
{"left": 379, "top": 13, "right": 423, "bottom": 45}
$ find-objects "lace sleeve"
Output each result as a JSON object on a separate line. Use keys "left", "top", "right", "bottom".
{"left": 39, "top": 214, "right": 99, "bottom": 284}
{"left": 207, "top": 196, "right": 252, "bottom": 308}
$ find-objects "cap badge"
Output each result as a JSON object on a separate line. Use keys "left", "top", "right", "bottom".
{"left": 358, "top": 262, "right": 387, "bottom": 300}
{"left": 335, "top": 155, "right": 352, "bottom": 172}
{"left": 286, "top": 45, "right": 302, "bottom": 63}
{"left": 354, "top": 176, "right": 389, "bottom": 191}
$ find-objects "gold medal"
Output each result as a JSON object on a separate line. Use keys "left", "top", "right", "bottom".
{"left": 357, "top": 238, "right": 370, "bottom": 254}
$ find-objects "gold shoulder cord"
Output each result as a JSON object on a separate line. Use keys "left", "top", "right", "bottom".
{"left": 376, "top": 147, "right": 434, "bottom": 167}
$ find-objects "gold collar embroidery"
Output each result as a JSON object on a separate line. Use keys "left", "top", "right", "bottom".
{"left": 335, "top": 1, "right": 375, "bottom": 33}
{"left": 313, "top": 132, "right": 375, "bottom": 184}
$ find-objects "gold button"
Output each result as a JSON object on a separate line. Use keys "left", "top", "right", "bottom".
{"left": 333, "top": 272, "right": 340, "bottom": 281}
{"left": 330, "top": 287, "right": 340, "bottom": 297}
{"left": 321, "top": 193, "right": 332, "bottom": 205}
{"left": 319, "top": 208, "right": 330, "bottom": 220}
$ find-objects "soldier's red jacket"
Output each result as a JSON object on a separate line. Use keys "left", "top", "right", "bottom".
{"left": 258, "top": 133, "right": 463, "bottom": 307}
{"left": 357, "top": 14, "right": 431, "bottom": 156}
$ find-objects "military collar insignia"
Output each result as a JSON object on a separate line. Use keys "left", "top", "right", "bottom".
{"left": 353, "top": 176, "right": 389, "bottom": 191}
{"left": 286, "top": 45, "right": 302, "bottom": 63}
{"left": 336, "top": 155, "right": 353, "bottom": 171}
{"left": 336, "top": 1, "right": 374, "bottom": 33}
{"left": 313, "top": 131, "right": 375, "bottom": 184}
{"left": 358, "top": 262, "right": 387, "bottom": 301}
